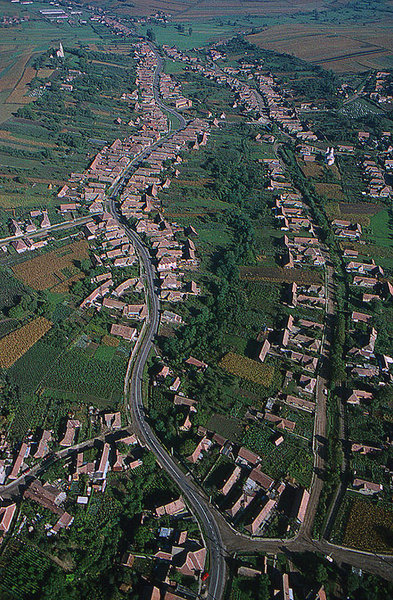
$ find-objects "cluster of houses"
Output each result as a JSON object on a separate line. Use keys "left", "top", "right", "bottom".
{"left": 124, "top": 497, "right": 207, "bottom": 596}
{"left": 257, "top": 74, "right": 318, "bottom": 142}
{"left": 185, "top": 425, "right": 309, "bottom": 536}
{"left": 367, "top": 71, "right": 393, "bottom": 105}
{"left": 0, "top": 414, "right": 143, "bottom": 538}
{"left": 159, "top": 72, "right": 192, "bottom": 110}
{"left": 116, "top": 54, "right": 212, "bottom": 303}
{"left": 7, "top": 211, "right": 53, "bottom": 254}
{"left": 163, "top": 45, "right": 268, "bottom": 120}
{"left": 79, "top": 216, "right": 147, "bottom": 342}
{"left": 362, "top": 156, "right": 392, "bottom": 199}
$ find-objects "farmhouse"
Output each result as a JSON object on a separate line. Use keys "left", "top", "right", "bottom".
{"left": 111, "top": 324, "right": 137, "bottom": 341}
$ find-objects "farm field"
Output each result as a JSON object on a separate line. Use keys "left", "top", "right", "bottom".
{"left": 11, "top": 239, "right": 89, "bottom": 291}
{"left": 367, "top": 209, "right": 393, "bottom": 247}
{"left": 239, "top": 265, "right": 322, "bottom": 285}
{"left": 42, "top": 348, "right": 128, "bottom": 405}
{"left": 0, "top": 7, "right": 109, "bottom": 122}
{"left": 86, "top": 0, "right": 335, "bottom": 20}
{"left": 247, "top": 21, "right": 393, "bottom": 72}
{"left": 0, "top": 316, "right": 52, "bottom": 368}
{"left": 242, "top": 423, "right": 313, "bottom": 487}
{"left": 219, "top": 352, "right": 274, "bottom": 387}
{"left": 313, "top": 183, "right": 344, "bottom": 201}
{"left": 343, "top": 498, "right": 393, "bottom": 552}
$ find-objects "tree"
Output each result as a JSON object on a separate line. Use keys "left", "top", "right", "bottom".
{"left": 146, "top": 28, "right": 155, "bottom": 42}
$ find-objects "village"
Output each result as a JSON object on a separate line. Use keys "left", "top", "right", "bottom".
{"left": 0, "top": 13, "right": 391, "bottom": 599}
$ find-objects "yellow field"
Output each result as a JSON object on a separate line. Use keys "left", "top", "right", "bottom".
{"left": 314, "top": 182, "right": 345, "bottom": 200}
{"left": 0, "top": 317, "right": 52, "bottom": 369}
{"left": 6, "top": 66, "right": 36, "bottom": 104}
{"left": 0, "top": 52, "right": 32, "bottom": 93}
{"left": 247, "top": 23, "right": 393, "bottom": 72}
{"left": 219, "top": 352, "right": 274, "bottom": 387}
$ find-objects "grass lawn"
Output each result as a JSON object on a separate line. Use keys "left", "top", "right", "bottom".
{"left": 94, "top": 344, "right": 117, "bottom": 362}
{"left": 368, "top": 209, "right": 393, "bottom": 247}
{"left": 163, "top": 60, "right": 186, "bottom": 74}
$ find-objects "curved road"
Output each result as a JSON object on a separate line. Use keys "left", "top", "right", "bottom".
{"left": 108, "top": 199, "right": 227, "bottom": 599}
{"left": 108, "top": 43, "right": 227, "bottom": 600}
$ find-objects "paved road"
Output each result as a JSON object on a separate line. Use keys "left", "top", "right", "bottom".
{"left": 107, "top": 44, "right": 227, "bottom": 600}
{"left": 109, "top": 200, "right": 227, "bottom": 600}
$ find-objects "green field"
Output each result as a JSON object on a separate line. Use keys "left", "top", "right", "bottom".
{"left": 138, "top": 22, "right": 240, "bottom": 50}
{"left": 368, "top": 209, "right": 393, "bottom": 247}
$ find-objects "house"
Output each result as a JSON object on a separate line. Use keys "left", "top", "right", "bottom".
{"left": 8, "top": 443, "right": 29, "bottom": 480}
{"left": 351, "top": 443, "right": 381, "bottom": 455}
{"left": 40, "top": 211, "right": 51, "bottom": 228}
{"left": 352, "top": 311, "right": 372, "bottom": 324}
{"left": 187, "top": 437, "right": 212, "bottom": 463}
{"left": 12, "top": 239, "right": 29, "bottom": 254}
{"left": 103, "top": 412, "right": 121, "bottom": 430}
{"left": 284, "top": 395, "right": 315, "bottom": 413}
{"left": 103, "top": 297, "right": 126, "bottom": 312}
{"left": 24, "top": 480, "right": 66, "bottom": 514}
{"left": 110, "top": 324, "right": 137, "bottom": 341}
{"left": 245, "top": 468, "right": 274, "bottom": 491}
{"left": 34, "top": 430, "right": 52, "bottom": 459}
{"left": 173, "top": 395, "right": 197, "bottom": 410}
{"left": 95, "top": 442, "right": 111, "bottom": 484}
{"left": 351, "top": 366, "right": 379, "bottom": 378}
{"left": 293, "top": 487, "right": 310, "bottom": 523}
{"left": 264, "top": 412, "right": 296, "bottom": 432}
{"left": 258, "top": 339, "right": 271, "bottom": 363}
{"left": 185, "top": 356, "right": 208, "bottom": 370}
{"left": 352, "top": 478, "right": 383, "bottom": 495}
{"left": 246, "top": 498, "right": 276, "bottom": 535}
{"left": 236, "top": 447, "right": 260, "bottom": 467}
{"left": 227, "top": 491, "right": 254, "bottom": 518}
{"left": 155, "top": 497, "right": 186, "bottom": 517}
{"left": 220, "top": 465, "right": 242, "bottom": 496}
{"left": 174, "top": 546, "right": 206, "bottom": 578}
{"left": 299, "top": 375, "right": 317, "bottom": 394}
{"left": 347, "top": 389, "right": 373, "bottom": 405}
{"left": 59, "top": 420, "right": 81, "bottom": 447}
{"left": 0, "top": 504, "right": 16, "bottom": 535}
{"left": 123, "top": 304, "right": 148, "bottom": 319}
{"left": 170, "top": 377, "right": 181, "bottom": 392}
{"left": 51, "top": 511, "right": 74, "bottom": 534}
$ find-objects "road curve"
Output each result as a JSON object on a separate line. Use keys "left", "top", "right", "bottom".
{"left": 108, "top": 43, "right": 227, "bottom": 600}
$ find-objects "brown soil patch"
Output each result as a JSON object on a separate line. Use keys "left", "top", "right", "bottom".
{"left": 0, "top": 51, "right": 32, "bottom": 93}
